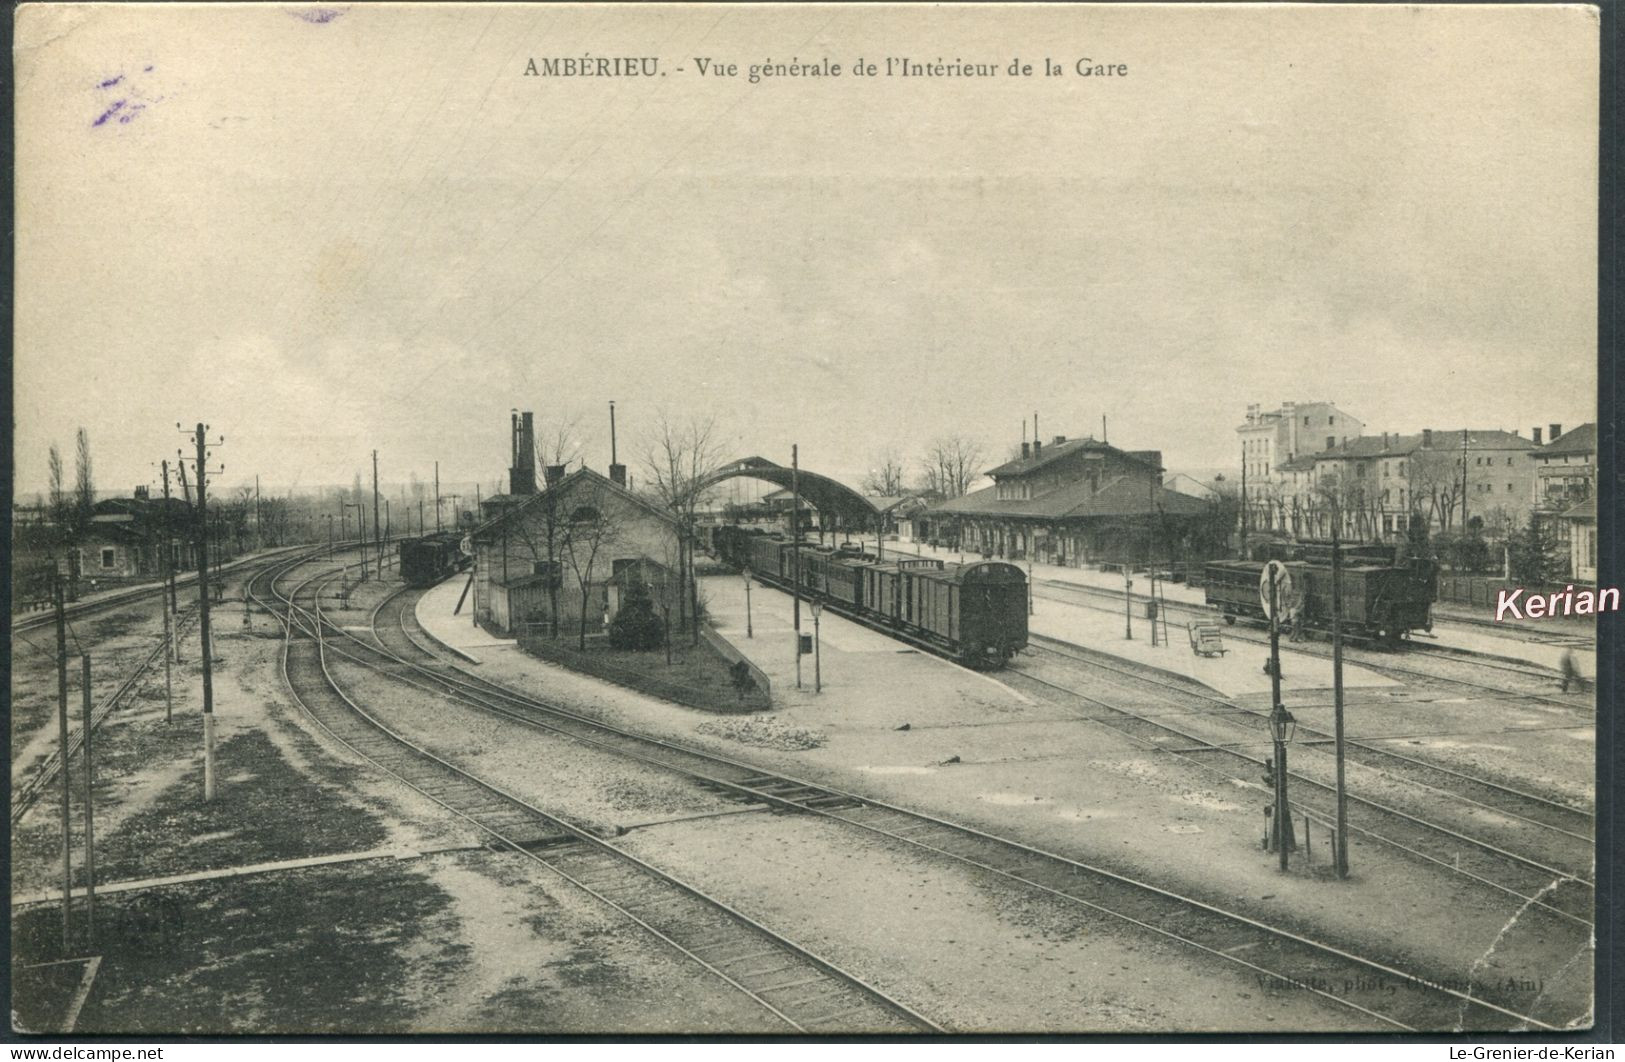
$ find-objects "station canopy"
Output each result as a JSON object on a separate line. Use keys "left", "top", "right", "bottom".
{"left": 703, "top": 456, "right": 880, "bottom": 525}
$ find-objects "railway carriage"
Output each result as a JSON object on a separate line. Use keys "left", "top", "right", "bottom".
{"left": 714, "top": 526, "right": 1028, "bottom": 667}
{"left": 399, "top": 532, "right": 470, "bottom": 588}
{"left": 1204, "top": 543, "right": 1437, "bottom": 643}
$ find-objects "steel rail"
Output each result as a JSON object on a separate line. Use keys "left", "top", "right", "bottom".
{"left": 1025, "top": 634, "right": 1594, "bottom": 839}
{"left": 1007, "top": 654, "right": 1592, "bottom": 928}
{"left": 1032, "top": 577, "right": 1584, "bottom": 709}
{"left": 260, "top": 561, "right": 939, "bottom": 1035}
{"left": 335, "top": 581, "right": 1567, "bottom": 1032}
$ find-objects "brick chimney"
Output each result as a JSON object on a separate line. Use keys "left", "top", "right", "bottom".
{"left": 1532, "top": 427, "right": 1542, "bottom": 445}
{"left": 1033, "top": 439, "right": 1043, "bottom": 459}
{"left": 1422, "top": 428, "right": 1433, "bottom": 448}
{"left": 1549, "top": 423, "right": 1562, "bottom": 441}
{"left": 544, "top": 464, "right": 566, "bottom": 487}
{"left": 134, "top": 485, "right": 149, "bottom": 501}
{"left": 509, "top": 411, "right": 537, "bottom": 495}
{"left": 1021, "top": 442, "right": 1031, "bottom": 459}
{"left": 1053, "top": 435, "right": 1066, "bottom": 445}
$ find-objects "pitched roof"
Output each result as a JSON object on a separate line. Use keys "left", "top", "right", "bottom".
{"left": 469, "top": 467, "right": 678, "bottom": 541}
{"left": 1535, "top": 423, "right": 1597, "bottom": 457}
{"left": 925, "top": 475, "right": 1210, "bottom": 521}
{"left": 1312, "top": 430, "right": 1534, "bottom": 461}
{"left": 985, "top": 437, "right": 1160, "bottom": 478}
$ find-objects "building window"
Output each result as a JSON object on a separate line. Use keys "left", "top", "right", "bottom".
{"left": 1327, "top": 416, "right": 1334, "bottom": 426}
{"left": 1507, "top": 457, "right": 1513, "bottom": 466}
{"left": 1507, "top": 483, "right": 1513, "bottom": 492}
{"left": 101, "top": 548, "right": 116, "bottom": 569}
{"left": 1326, "top": 436, "right": 1335, "bottom": 450}
{"left": 570, "top": 505, "right": 601, "bottom": 523}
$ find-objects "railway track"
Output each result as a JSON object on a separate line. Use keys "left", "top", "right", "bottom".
{"left": 1027, "top": 635, "right": 1594, "bottom": 841}
{"left": 10, "top": 609, "right": 198, "bottom": 829}
{"left": 302, "top": 576, "right": 1573, "bottom": 1031}
{"left": 257, "top": 557, "right": 936, "bottom": 1035}
{"left": 1031, "top": 577, "right": 1587, "bottom": 710}
{"left": 1012, "top": 639, "right": 1593, "bottom": 927}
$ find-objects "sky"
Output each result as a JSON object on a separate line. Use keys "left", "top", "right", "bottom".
{"left": 13, "top": 3, "right": 1600, "bottom": 500}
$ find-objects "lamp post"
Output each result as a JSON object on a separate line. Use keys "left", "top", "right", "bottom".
{"left": 810, "top": 598, "right": 823, "bottom": 694}
{"left": 743, "top": 567, "right": 753, "bottom": 639}
{"left": 1265, "top": 562, "right": 1297, "bottom": 870}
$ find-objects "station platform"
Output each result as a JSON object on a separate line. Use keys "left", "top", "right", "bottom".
{"left": 882, "top": 539, "right": 1592, "bottom": 677}
{"left": 1024, "top": 594, "right": 1396, "bottom": 697}
{"left": 416, "top": 575, "right": 524, "bottom": 664}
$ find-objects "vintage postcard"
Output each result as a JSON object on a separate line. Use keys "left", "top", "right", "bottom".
{"left": 10, "top": 2, "right": 1602, "bottom": 1039}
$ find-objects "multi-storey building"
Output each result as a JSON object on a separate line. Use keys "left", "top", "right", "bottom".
{"left": 1529, "top": 423, "right": 1597, "bottom": 582}
{"left": 1250, "top": 428, "right": 1536, "bottom": 542}
{"left": 1237, "top": 401, "right": 1364, "bottom": 528}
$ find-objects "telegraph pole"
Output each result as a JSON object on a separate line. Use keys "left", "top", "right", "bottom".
{"left": 81, "top": 654, "right": 96, "bottom": 942}
{"left": 255, "top": 475, "right": 262, "bottom": 553}
{"left": 372, "top": 450, "right": 383, "bottom": 576}
{"left": 1460, "top": 428, "right": 1470, "bottom": 530}
{"left": 792, "top": 444, "right": 802, "bottom": 690}
{"left": 160, "top": 460, "right": 178, "bottom": 616}
{"left": 1331, "top": 513, "right": 1350, "bottom": 877}
{"left": 189, "top": 423, "right": 219, "bottom": 802}
{"left": 53, "top": 572, "right": 73, "bottom": 950}
{"left": 434, "top": 460, "right": 442, "bottom": 532}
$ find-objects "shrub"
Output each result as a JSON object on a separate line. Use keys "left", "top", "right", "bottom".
{"left": 608, "top": 579, "right": 666, "bottom": 651}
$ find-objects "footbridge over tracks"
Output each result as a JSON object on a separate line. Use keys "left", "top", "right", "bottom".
{"left": 700, "top": 456, "right": 879, "bottom": 534}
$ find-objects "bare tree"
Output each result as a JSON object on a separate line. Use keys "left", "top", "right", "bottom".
{"left": 641, "top": 410, "right": 727, "bottom": 642}
{"left": 918, "top": 434, "right": 986, "bottom": 499}
{"left": 47, "top": 443, "right": 67, "bottom": 533}
{"left": 861, "top": 448, "right": 907, "bottom": 496}
{"left": 73, "top": 427, "right": 95, "bottom": 531}
{"left": 560, "top": 482, "right": 625, "bottom": 650}
{"left": 534, "top": 409, "right": 583, "bottom": 473}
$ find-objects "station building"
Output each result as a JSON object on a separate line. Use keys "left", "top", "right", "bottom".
{"left": 468, "top": 465, "right": 683, "bottom": 636}
{"left": 915, "top": 435, "right": 1213, "bottom": 568}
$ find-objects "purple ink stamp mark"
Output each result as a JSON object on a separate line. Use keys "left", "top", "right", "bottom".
{"left": 292, "top": 7, "right": 347, "bottom": 24}
{"left": 97, "top": 74, "right": 124, "bottom": 89}
{"left": 92, "top": 99, "right": 127, "bottom": 127}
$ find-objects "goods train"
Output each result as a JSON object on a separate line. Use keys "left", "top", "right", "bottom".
{"left": 399, "top": 532, "right": 471, "bottom": 588}
{"left": 1203, "top": 539, "right": 1439, "bottom": 644}
{"left": 712, "top": 526, "right": 1028, "bottom": 667}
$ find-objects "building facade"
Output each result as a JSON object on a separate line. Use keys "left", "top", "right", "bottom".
{"left": 469, "top": 467, "right": 682, "bottom": 636}
{"left": 918, "top": 435, "right": 1213, "bottom": 567}
{"left": 1238, "top": 401, "right": 1365, "bottom": 519}
{"left": 1249, "top": 428, "right": 1536, "bottom": 542}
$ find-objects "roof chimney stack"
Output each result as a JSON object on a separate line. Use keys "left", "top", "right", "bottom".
{"left": 544, "top": 464, "right": 566, "bottom": 487}
{"left": 1033, "top": 438, "right": 1042, "bottom": 460}
{"left": 1532, "top": 427, "right": 1542, "bottom": 445}
{"left": 1021, "top": 442, "right": 1031, "bottom": 459}
{"left": 1053, "top": 435, "right": 1065, "bottom": 445}
{"left": 1549, "top": 423, "right": 1562, "bottom": 441}
{"left": 1422, "top": 429, "right": 1433, "bottom": 448}
{"left": 509, "top": 410, "right": 537, "bottom": 495}
{"left": 609, "top": 400, "right": 626, "bottom": 487}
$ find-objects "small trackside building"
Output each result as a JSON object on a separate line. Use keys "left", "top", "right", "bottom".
{"left": 468, "top": 467, "right": 683, "bottom": 636}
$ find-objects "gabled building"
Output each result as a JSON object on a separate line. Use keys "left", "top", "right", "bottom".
{"left": 1530, "top": 422, "right": 1595, "bottom": 513}
{"left": 1238, "top": 401, "right": 1365, "bottom": 518}
{"left": 468, "top": 466, "right": 682, "bottom": 636}
{"left": 918, "top": 435, "right": 1213, "bottom": 567}
{"left": 1255, "top": 428, "right": 1537, "bottom": 542}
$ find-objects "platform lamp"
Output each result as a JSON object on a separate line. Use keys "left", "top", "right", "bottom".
{"left": 1269, "top": 701, "right": 1297, "bottom": 869}
{"left": 742, "top": 566, "right": 753, "bottom": 639}
{"left": 809, "top": 598, "right": 823, "bottom": 694}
